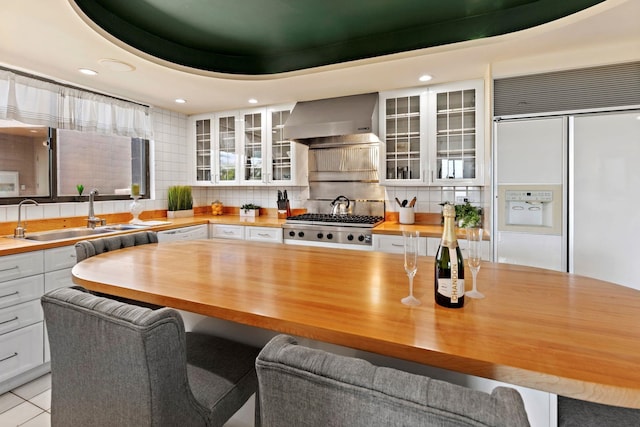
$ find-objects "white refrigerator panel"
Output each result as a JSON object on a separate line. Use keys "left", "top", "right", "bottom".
{"left": 496, "top": 117, "right": 565, "bottom": 184}
{"left": 494, "top": 118, "right": 566, "bottom": 271}
{"left": 496, "top": 232, "right": 564, "bottom": 271}
{"left": 572, "top": 112, "right": 640, "bottom": 290}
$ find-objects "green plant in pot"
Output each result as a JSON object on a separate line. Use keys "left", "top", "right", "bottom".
{"left": 454, "top": 201, "right": 482, "bottom": 228}
{"left": 240, "top": 203, "right": 261, "bottom": 217}
{"left": 167, "top": 185, "right": 193, "bottom": 218}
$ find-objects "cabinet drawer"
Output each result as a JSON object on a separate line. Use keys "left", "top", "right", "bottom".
{"left": 0, "top": 299, "right": 43, "bottom": 335}
{"left": 0, "top": 251, "right": 44, "bottom": 283}
{"left": 0, "top": 275, "right": 44, "bottom": 310}
{"left": 246, "top": 227, "right": 282, "bottom": 243}
{"left": 373, "top": 235, "right": 427, "bottom": 255}
{"left": 157, "top": 225, "right": 208, "bottom": 242}
{"left": 44, "top": 246, "right": 77, "bottom": 271}
{"left": 209, "top": 224, "right": 245, "bottom": 240}
{"left": 0, "top": 323, "right": 44, "bottom": 383}
{"left": 45, "top": 268, "right": 73, "bottom": 293}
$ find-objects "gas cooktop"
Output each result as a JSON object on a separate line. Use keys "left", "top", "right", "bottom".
{"left": 285, "top": 213, "right": 384, "bottom": 228}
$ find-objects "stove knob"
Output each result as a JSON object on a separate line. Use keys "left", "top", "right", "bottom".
{"left": 358, "top": 235, "right": 365, "bottom": 242}
{"left": 317, "top": 233, "right": 324, "bottom": 239}
{"left": 288, "top": 231, "right": 295, "bottom": 237}
{"left": 326, "top": 233, "right": 333, "bottom": 240}
{"left": 347, "top": 234, "right": 354, "bottom": 241}
{"left": 298, "top": 231, "right": 305, "bottom": 238}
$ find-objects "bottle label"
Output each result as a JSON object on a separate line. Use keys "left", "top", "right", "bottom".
{"left": 437, "top": 247, "right": 464, "bottom": 301}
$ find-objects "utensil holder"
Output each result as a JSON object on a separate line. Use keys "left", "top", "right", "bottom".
{"left": 399, "top": 207, "right": 415, "bottom": 224}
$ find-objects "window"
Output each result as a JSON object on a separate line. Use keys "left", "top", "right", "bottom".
{"left": 0, "top": 120, "right": 149, "bottom": 204}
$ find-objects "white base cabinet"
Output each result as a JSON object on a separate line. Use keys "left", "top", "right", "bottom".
{"left": 373, "top": 234, "right": 428, "bottom": 255}
{"left": 209, "top": 224, "right": 245, "bottom": 240}
{"left": 157, "top": 224, "right": 209, "bottom": 242}
{"left": 245, "top": 226, "right": 282, "bottom": 243}
{"left": 0, "top": 251, "right": 45, "bottom": 393}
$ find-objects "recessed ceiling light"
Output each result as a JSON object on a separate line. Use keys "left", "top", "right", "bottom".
{"left": 78, "top": 68, "right": 98, "bottom": 76}
{"left": 175, "top": 98, "right": 187, "bottom": 104}
{"left": 248, "top": 98, "right": 258, "bottom": 104}
{"left": 419, "top": 74, "right": 433, "bottom": 82}
{"left": 98, "top": 59, "right": 136, "bottom": 72}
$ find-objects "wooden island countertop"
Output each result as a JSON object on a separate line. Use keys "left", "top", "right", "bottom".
{"left": 72, "top": 239, "right": 640, "bottom": 409}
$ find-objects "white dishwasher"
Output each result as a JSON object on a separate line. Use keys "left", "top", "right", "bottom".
{"left": 157, "top": 224, "right": 208, "bottom": 242}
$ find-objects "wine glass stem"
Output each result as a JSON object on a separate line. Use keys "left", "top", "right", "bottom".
{"left": 408, "top": 274, "right": 414, "bottom": 297}
{"left": 471, "top": 269, "right": 478, "bottom": 291}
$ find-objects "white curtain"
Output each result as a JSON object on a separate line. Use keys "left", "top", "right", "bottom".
{"left": 0, "top": 70, "right": 151, "bottom": 139}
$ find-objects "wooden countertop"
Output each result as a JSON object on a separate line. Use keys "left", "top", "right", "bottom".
{"left": 0, "top": 211, "right": 478, "bottom": 255}
{"left": 72, "top": 239, "right": 640, "bottom": 409}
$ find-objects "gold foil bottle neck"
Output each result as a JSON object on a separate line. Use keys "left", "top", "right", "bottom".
{"left": 441, "top": 204, "right": 458, "bottom": 248}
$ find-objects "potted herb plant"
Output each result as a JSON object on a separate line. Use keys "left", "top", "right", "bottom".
{"left": 454, "top": 201, "right": 482, "bottom": 229}
{"left": 167, "top": 185, "right": 193, "bottom": 218}
{"left": 240, "top": 203, "right": 261, "bottom": 218}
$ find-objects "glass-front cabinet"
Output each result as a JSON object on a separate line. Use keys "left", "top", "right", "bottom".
{"left": 217, "top": 113, "right": 240, "bottom": 184}
{"left": 428, "top": 80, "right": 484, "bottom": 185}
{"left": 194, "top": 118, "right": 212, "bottom": 182}
{"left": 379, "top": 79, "right": 484, "bottom": 186}
{"left": 241, "top": 109, "right": 264, "bottom": 184}
{"left": 380, "top": 90, "right": 427, "bottom": 184}
{"left": 189, "top": 106, "right": 307, "bottom": 186}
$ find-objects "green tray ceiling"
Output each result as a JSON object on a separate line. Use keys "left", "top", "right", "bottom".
{"left": 72, "top": 0, "right": 605, "bottom": 75}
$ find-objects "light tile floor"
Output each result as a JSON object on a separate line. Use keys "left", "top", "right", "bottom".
{"left": 0, "top": 374, "right": 254, "bottom": 427}
{"left": 0, "top": 374, "right": 51, "bottom": 427}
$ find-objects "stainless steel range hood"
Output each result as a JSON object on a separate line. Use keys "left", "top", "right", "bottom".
{"left": 283, "top": 92, "right": 380, "bottom": 146}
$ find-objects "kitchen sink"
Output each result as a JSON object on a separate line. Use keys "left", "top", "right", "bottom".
{"left": 22, "top": 228, "right": 113, "bottom": 241}
{"left": 102, "top": 224, "right": 149, "bottom": 231}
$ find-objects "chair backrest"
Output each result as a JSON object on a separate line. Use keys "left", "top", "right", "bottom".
{"left": 42, "top": 286, "right": 209, "bottom": 427}
{"left": 75, "top": 230, "right": 158, "bottom": 262}
{"left": 256, "top": 335, "right": 530, "bottom": 427}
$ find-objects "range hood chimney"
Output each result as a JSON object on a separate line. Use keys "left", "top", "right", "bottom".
{"left": 283, "top": 92, "right": 380, "bottom": 146}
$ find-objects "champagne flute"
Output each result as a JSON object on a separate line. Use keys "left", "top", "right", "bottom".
{"left": 466, "top": 227, "right": 485, "bottom": 299}
{"left": 401, "top": 231, "right": 421, "bottom": 306}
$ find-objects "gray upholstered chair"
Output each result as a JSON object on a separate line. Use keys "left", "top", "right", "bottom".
{"left": 75, "top": 230, "right": 161, "bottom": 308}
{"left": 42, "top": 286, "right": 260, "bottom": 427}
{"left": 75, "top": 230, "right": 159, "bottom": 262}
{"left": 558, "top": 396, "right": 639, "bottom": 426}
{"left": 256, "top": 335, "right": 530, "bottom": 427}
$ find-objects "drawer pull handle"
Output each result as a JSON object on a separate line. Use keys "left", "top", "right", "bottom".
{"left": 391, "top": 243, "right": 403, "bottom": 247}
{"left": 0, "top": 265, "right": 19, "bottom": 273}
{"left": 223, "top": 230, "right": 234, "bottom": 234}
{"left": 0, "top": 316, "right": 18, "bottom": 326}
{"left": 257, "top": 233, "right": 270, "bottom": 237}
{"left": 0, "top": 352, "right": 18, "bottom": 363}
{"left": 0, "top": 291, "right": 19, "bottom": 299}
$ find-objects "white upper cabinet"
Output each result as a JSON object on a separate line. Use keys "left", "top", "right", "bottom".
{"left": 191, "top": 114, "right": 214, "bottom": 184}
{"left": 240, "top": 108, "right": 266, "bottom": 185}
{"left": 266, "top": 105, "right": 308, "bottom": 186}
{"left": 379, "top": 79, "right": 484, "bottom": 186}
{"left": 189, "top": 106, "right": 307, "bottom": 186}
{"left": 428, "top": 80, "right": 484, "bottom": 185}
{"left": 379, "top": 88, "right": 428, "bottom": 185}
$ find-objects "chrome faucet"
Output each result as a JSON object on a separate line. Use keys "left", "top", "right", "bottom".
{"left": 14, "top": 199, "right": 39, "bottom": 238}
{"left": 87, "top": 188, "right": 104, "bottom": 228}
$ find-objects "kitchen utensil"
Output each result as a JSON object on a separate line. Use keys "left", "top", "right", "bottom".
{"left": 409, "top": 197, "right": 417, "bottom": 207}
{"left": 330, "top": 195, "right": 350, "bottom": 215}
{"left": 395, "top": 197, "right": 403, "bottom": 207}
{"left": 401, "top": 199, "right": 408, "bottom": 207}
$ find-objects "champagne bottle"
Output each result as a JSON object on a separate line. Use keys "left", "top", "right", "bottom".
{"left": 434, "top": 203, "right": 465, "bottom": 308}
